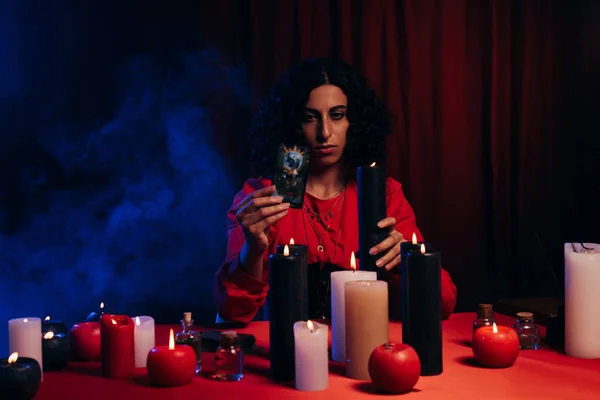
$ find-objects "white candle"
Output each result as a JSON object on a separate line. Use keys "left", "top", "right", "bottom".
{"left": 294, "top": 320, "right": 328, "bottom": 391}
{"left": 565, "top": 242, "right": 600, "bottom": 358}
{"left": 8, "top": 317, "right": 43, "bottom": 380}
{"left": 133, "top": 316, "right": 155, "bottom": 368}
{"left": 331, "top": 252, "right": 377, "bottom": 362}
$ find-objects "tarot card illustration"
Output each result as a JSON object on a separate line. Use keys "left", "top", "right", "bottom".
{"left": 272, "top": 143, "right": 311, "bottom": 209}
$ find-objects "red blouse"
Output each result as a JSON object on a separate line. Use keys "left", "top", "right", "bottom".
{"left": 214, "top": 177, "right": 457, "bottom": 325}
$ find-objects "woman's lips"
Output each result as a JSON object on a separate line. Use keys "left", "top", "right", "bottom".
{"left": 314, "top": 146, "right": 337, "bottom": 155}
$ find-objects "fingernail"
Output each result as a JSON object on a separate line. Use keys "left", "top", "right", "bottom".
{"left": 376, "top": 259, "right": 383, "bottom": 267}
{"left": 369, "top": 248, "right": 376, "bottom": 255}
{"left": 377, "top": 221, "right": 384, "bottom": 228}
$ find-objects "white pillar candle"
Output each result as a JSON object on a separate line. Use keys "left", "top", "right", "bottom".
{"left": 331, "top": 264, "right": 377, "bottom": 362}
{"left": 294, "top": 320, "right": 328, "bottom": 391}
{"left": 565, "top": 242, "right": 600, "bottom": 358}
{"left": 133, "top": 316, "right": 155, "bottom": 368}
{"left": 345, "top": 280, "right": 389, "bottom": 380}
{"left": 8, "top": 317, "right": 43, "bottom": 380}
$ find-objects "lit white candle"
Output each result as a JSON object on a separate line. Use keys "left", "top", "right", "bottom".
{"left": 133, "top": 316, "right": 155, "bottom": 368}
{"left": 8, "top": 317, "right": 43, "bottom": 380}
{"left": 294, "top": 320, "right": 328, "bottom": 391}
{"left": 565, "top": 242, "right": 600, "bottom": 358}
{"left": 330, "top": 252, "right": 377, "bottom": 362}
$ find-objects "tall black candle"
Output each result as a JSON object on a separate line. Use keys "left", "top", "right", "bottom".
{"left": 0, "top": 353, "right": 42, "bottom": 400}
{"left": 402, "top": 246, "right": 442, "bottom": 376}
{"left": 42, "top": 332, "right": 70, "bottom": 372}
{"left": 357, "top": 163, "right": 388, "bottom": 273}
{"left": 268, "top": 245, "right": 309, "bottom": 381}
{"left": 399, "top": 239, "right": 432, "bottom": 329}
{"left": 86, "top": 302, "right": 106, "bottom": 322}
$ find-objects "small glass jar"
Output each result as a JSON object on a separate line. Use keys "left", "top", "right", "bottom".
{"left": 473, "top": 304, "right": 495, "bottom": 333}
{"left": 511, "top": 312, "right": 540, "bottom": 350}
{"left": 175, "top": 312, "right": 202, "bottom": 374}
{"left": 214, "top": 331, "right": 244, "bottom": 381}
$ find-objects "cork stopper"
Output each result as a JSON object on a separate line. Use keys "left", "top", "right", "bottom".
{"left": 476, "top": 304, "right": 493, "bottom": 318}
{"left": 220, "top": 330, "right": 238, "bottom": 340}
{"left": 517, "top": 312, "right": 533, "bottom": 321}
{"left": 183, "top": 312, "right": 192, "bottom": 323}
{"left": 219, "top": 330, "right": 238, "bottom": 346}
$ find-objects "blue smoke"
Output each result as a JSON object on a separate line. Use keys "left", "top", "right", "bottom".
{"left": 0, "top": 46, "right": 248, "bottom": 354}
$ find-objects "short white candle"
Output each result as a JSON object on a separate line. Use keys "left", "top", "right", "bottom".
{"left": 133, "top": 315, "right": 155, "bottom": 368}
{"left": 294, "top": 320, "right": 328, "bottom": 391}
{"left": 330, "top": 252, "right": 377, "bottom": 362}
{"left": 8, "top": 317, "right": 43, "bottom": 380}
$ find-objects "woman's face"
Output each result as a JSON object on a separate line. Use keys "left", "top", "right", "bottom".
{"left": 301, "top": 84, "right": 349, "bottom": 168}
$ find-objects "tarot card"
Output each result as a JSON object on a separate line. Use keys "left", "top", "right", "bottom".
{"left": 272, "top": 143, "right": 311, "bottom": 209}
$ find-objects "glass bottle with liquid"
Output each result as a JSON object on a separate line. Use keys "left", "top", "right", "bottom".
{"left": 175, "top": 312, "right": 202, "bottom": 374}
{"left": 473, "top": 303, "right": 495, "bottom": 333}
{"left": 214, "top": 331, "right": 244, "bottom": 381}
{"left": 511, "top": 312, "right": 540, "bottom": 350}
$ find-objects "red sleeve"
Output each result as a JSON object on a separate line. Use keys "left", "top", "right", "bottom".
{"left": 385, "top": 178, "right": 457, "bottom": 320}
{"left": 214, "top": 178, "right": 275, "bottom": 325}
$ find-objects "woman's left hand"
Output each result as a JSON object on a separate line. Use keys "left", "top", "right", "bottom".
{"left": 369, "top": 217, "right": 407, "bottom": 271}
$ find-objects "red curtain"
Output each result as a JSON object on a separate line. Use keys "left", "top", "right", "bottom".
{"left": 192, "top": 0, "right": 599, "bottom": 311}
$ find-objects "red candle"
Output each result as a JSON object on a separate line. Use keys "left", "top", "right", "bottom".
{"left": 100, "top": 315, "right": 135, "bottom": 379}
{"left": 472, "top": 323, "right": 519, "bottom": 368}
{"left": 147, "top": 329, "right": 196, "bottom": 387}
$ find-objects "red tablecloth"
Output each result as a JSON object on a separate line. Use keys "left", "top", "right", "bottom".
{"left": 36, "top": 313, "right": 600, "bottom": 399}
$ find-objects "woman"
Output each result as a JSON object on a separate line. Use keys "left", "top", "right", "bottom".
{"left": 214, "top": 58, "right": 457, "bottom": 325}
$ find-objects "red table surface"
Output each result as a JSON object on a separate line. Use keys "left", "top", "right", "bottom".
{"left": 36, "top": 313, "right": 600, "bottom": 400}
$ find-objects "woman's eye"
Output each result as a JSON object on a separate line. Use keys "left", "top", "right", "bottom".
{"left": 303, "top": 114, "right": 316, "bottom": 122}
{"left": 331, "top": 113, "right": 345, "bottom": 120}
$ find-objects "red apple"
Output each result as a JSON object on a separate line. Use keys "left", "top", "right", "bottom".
{"left": 70, "top": 322, "right": 101, "bottom": 361}
{"left": 368, "top": 342, "right": 421, "bottom": 394}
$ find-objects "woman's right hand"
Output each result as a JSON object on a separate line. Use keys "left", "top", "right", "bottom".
{"left": 235, "top": 185, "right": 290, "bottom": 252}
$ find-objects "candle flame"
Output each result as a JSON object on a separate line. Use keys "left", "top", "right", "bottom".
{"left": 351, "top": 251, "right": 356, "bottom": 271}
{"left": 412, "top": 233, "right": 417, "bottom": 244}
{"left": 45, "top": 316, "right": 50, "bottom": 321}
{"left": 420, "top": 243, "right": 426, "bottom": 254}
{"left": 169, "top": 329, "right": 175, "bottom": 350}
{"left": 111, "top": 319, "right": 117, "bottom": 325}
{"left": 370, "top": 162, "right": 376, "bottom": 167}
{"left": 492, "top": 323, "right": 498, "bottom": 334}
{"left": 290, "top": 238, "right": 295, "bottom": 245}
{"left": 44, "top": 331, "right": 54, "bottom": 339}
{"left": 136, "top": 316, "right": 140, "bottom": 326}
{"left": 100, "top": 302, "right": 104, "bottom": 309}
{"left": 8, "top": 352, "right": 18, "bottom": 364}
{"left": 283, "top": 245, "right": 290, "bottom": 256}
{"left": 23, "top": 318, "right": 28, "bottom": 323}
{"left": 307, "top": 320, "right": 314, "bottom": 333}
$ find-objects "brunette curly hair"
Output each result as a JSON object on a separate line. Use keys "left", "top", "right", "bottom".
{"left": 248, "top": 58, "right": 392, "bottom": 177}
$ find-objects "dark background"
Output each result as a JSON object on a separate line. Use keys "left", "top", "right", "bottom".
{"left": 1, "top": 0, "right": 598, "bottom": 354}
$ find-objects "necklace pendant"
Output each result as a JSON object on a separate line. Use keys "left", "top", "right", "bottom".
{"left": 317, "top": 244, "right": 324, "bottom": 253}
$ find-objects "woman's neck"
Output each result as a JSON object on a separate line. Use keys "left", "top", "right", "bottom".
{"left": 306, "top": 162, "right": 348, "bottom": 199}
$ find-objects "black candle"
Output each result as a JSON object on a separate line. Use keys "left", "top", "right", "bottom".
{"left": 86, "top": 302, "right": 106, "bottom": 322}
{"left": 268, "top": 245, "right": 309, "bottom": 381}
{"left": 0, "top": 353, "right": 42, "bottom": 400}
{"left": 399, "top": 239, "right": 433, "bottom": 325}
{"left": 42, "top": 332, "right": 70, "bottom": 372}
{"left": 357, "top": 163, "right": 388, "bottom": 273}
{"left": 275, "top": 242, "right": 308, "bottom": 268}
{"left": 42, "top": 316, "right": 69, "bottom": 335}
{"left": 402, "top": 246, "right": 443, "bottom": 376}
